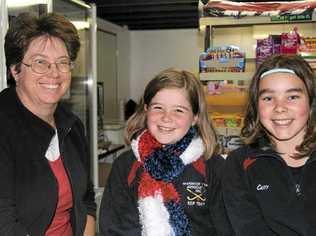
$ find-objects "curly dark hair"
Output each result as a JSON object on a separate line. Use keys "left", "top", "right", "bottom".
{"left": 242, "top": 54, "right": 316, "bottom": 158}
{"left": 5, "top": 12, "right": 80, "bottom": 86}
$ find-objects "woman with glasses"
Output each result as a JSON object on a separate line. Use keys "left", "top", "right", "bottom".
{"left": 0, "top": 13, "right": 96, "bottom": 235}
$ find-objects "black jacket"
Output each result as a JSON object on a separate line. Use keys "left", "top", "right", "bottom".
{"left": 223, "top": 144, "right": 316, "bottom": 236}
{"left": 0, "top": 87, "right": 96, "bottom": 235}
{"left": 99, "top": 150, "right": 233, "bottom": 236}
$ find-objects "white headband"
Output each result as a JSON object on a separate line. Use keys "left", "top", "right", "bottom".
{"left": 260, "top": 68, "right": 296, "bottom": 79}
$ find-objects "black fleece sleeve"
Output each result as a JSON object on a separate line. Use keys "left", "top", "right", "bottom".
{"left": 99, "top": 151, "right": 141, "bottom": 236}
{"left": 222, "top": 149, "right": 274, "bottom": 236}
{"left": 76, "top": 119, "right": 97, "bottom": 218}
{"left": 0, "top": 122, "right": 29, "bottom": 235}
{"left": 207, "top": 155, "right": 235, "bottom": 236}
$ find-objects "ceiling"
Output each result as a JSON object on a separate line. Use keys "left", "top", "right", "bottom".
{"left": 83, "top": 0, "right": 200, "bottom": 30}
{"left": 82, "top": 0, "right": 299, "bottom": 30}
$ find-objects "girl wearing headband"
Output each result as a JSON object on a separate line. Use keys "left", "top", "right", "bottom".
{"left": 223, "top": 54, "right": 316, "bottom": 235}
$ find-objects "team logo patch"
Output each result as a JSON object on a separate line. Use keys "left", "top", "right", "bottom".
{"left": 256, "top": 184, "right": 269, "bottom": 191}
{"left": 183, "top": 182, "right": 207, "bottom": 207}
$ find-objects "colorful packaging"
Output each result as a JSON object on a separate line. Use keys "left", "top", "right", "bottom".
{"left": 199, "top": 45, "right": 245, "bottom": 73}
{"left": 256, "top": 35, "right": 281, "bottom": 68}
{"left": 210, "top": 113, "right": 244, "bottom": 129}
{"left": 298, "top": 37, "right": 316, "bottom": 56}
{"left": 280, "top": 27, "right": 300, "bottom": 54}
{"left": 256, "top": 37, "right": 274, "bottom": 68}
{"left": 298, "top": 37, "right": 316, "bottom": 69}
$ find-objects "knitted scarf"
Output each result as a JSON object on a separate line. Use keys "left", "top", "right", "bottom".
{"left": 131, "top": 127, "right": 204, "bottom": 236}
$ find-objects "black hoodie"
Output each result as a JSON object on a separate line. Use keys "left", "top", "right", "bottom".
{"left": 0, "top": 87, "right": 96, "bottom": 235}
{"left": 223, "top": 144, "right": 316, "bottom": 236}
{"left": 99, "top": 150, "right": 234, "bottom": 236}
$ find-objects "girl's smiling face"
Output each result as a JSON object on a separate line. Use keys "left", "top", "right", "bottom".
{"left": 145, "top": 88, "right": 197, "bottom": 145}
{"left": 258, "top": 72, "right": 310, "bottom": 149}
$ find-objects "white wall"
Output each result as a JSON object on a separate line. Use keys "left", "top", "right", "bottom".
{"left": 129, "top": 29, "right": 204, "bottom": 102}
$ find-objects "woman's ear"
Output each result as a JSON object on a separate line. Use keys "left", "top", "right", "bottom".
{"left": 10, "top": 65, "right": 19, "bottom": 82}
{"left": 144, "top": 104, "right": 148, "bottom": 111}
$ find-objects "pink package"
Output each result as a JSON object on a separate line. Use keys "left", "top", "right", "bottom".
{"left": 280, "top": 28, "right": 300, "bottom": 54}
{"left": 256, "top": 37, "right": 274, "bottom": 68}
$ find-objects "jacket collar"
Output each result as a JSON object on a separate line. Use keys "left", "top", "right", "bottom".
{"left": 307, "top": 151, "right": 316, "bottom": 163}
{"left": 248, "top": 137, "right": 316, "bottom": 164}
{"left": 3, "top": 87, "right": 77, "bottom": 143}
{"left": 54, "top": 102, "right": 78, "bottom": 141}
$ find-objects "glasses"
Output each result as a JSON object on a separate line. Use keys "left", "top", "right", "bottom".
{"left": 22, "top": 59, "right": 75, "bottom": 74}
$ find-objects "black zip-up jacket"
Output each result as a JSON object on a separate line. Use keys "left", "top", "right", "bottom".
{"left": 223, "top": 144, "right": 316, "bottom": 236}
{"left": 0, "top": 87, "right": 96, "bottom": 235}
{"left": 99, "top": 150, "right": 234, "bottom": 236}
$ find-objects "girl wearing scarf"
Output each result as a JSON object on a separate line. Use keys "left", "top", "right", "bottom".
{"left": 99, "top": 68, "right": 233, "bottom": 236}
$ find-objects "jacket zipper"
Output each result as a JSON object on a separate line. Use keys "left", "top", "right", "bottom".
{"left": 45, "top": 127, "right": 74, "bottom": 234}
{"left": 59, "top": 127, "right": 77, "bottom": 234}
{"left": 288, "top": 156, "right": 316, "bottom": 197}
{"left": 292, "top": 157, "right": 316, "bottom": 197}
{"left": 46, "top": 175, "right": 59, "bottom": 232}
{"left": 286, "top": 165, "right": 303, "bottom": 197}
{"left": 44, "top": 137, "right": 59, "bottom": 233}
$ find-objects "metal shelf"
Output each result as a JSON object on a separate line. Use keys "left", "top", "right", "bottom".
{"left": 199, "top": 72, "right": 253, "bottom": 81}
{"left": 199, "top": 12, "right": 316, "bottom": 27}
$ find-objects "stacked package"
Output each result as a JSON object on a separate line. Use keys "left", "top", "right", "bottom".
{"left": 256, "top": 28, "right": 301, "bottom": 68}
{"left": 199, "top": 45, "right": 245, "bottom": 73}
{"left": 256, "top": 35, "right": 281, "bottom": 68}
{"left": 298, "top": 37, "right": 316, "bottom": 69}
{"left": 256, "top": 28, "right": 316, "bottom": 68}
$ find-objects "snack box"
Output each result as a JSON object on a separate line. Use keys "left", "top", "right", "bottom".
{"left": 205, "top": 85, "right": 248, "bottom": 106}
{"left": 210, "top": 113, "right": 244, "bottom": 128}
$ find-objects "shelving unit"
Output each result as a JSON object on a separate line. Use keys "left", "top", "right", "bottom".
{"left": 200, "top": 12, "right": 316, "bottom": 28}
{"left": 199, "top": 5, "right": 316, "bottom": 152}
{"left": 200, "top": 72, "right": 252, "bottom": 82}
{"left": 199, "top": 11, "right": 316, "bottom": 79}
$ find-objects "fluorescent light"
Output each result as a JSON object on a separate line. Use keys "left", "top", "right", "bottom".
{"left": 70, "top": 0, "right": 90, "bottom": 9}
{"left": 71, "top": 20, "right": 89, "bottom": 30}
{"left": 7, "top": 0, "right": 48, "bottom": 8}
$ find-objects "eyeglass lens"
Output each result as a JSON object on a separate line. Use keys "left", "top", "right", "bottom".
{"left": 31, "top": 60, "right": 73, "bottom": 74}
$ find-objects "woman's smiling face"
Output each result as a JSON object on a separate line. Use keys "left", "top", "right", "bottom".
{"left": 12, "top": 36, "right": 71, "bottom": 113}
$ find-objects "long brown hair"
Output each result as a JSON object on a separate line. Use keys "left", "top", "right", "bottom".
{"left": 242, "top": 54, "right": 316, "bottom": 158}
{"left": 125, "top": 68, "right": 219, "bottom": 159}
